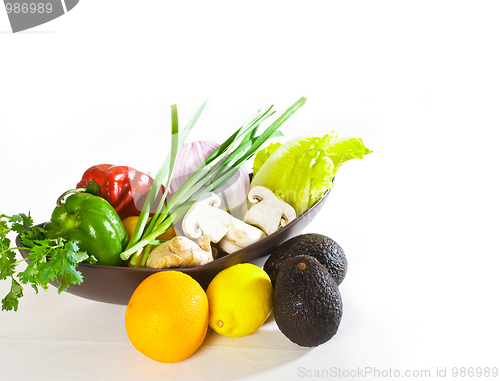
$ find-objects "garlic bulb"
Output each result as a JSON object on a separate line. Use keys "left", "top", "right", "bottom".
{"left": 169, "top": 140, "right": 250, "bottom": 211}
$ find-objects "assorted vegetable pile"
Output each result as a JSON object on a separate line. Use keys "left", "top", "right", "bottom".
{"left": 0, "top": 97, "right": 372, "bottom": 311}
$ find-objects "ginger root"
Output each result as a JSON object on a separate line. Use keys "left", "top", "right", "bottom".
{"left": 145, "top": 235, "right": 213, "bottom": 269}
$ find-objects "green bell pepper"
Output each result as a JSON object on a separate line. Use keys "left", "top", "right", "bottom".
{"left": 43, "top": 185, "right": 128, "bottom": 266}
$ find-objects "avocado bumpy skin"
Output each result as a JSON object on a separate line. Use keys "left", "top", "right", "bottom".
{"left": 264, "top": 233, "right": 347, "bottom": 287}
{"left": 273, "top": 255, "right": 343, "bottom": 347}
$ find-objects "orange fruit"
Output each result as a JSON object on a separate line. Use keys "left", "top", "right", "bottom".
{"left": 125, "top": 271, "right": 209, "bottom": 363}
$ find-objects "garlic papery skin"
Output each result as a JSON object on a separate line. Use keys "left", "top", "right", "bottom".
{"left": 169, "top": 140, "right": 250, "bottom": 212}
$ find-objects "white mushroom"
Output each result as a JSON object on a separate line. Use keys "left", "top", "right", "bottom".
{"left": 217, "top": 239, "right": 241, "bottom": 255}
{"left": 218, "top": 216, "right": 267, "bottom": 254}
{"left": 146, "top": 235, "right": 213, "bottom": 268}
{"left": 182, "top": 193, "right": 233, "bottom": 243}
{"left": 183, "top": 192, "right": 267, "bottom": 254}
{"left": 244, "top": 186, "right": 296, "bottom": 235}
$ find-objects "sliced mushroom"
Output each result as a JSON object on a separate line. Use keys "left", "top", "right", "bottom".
{"left": 218, "top": 216, "right": 267, "bottom": 254}
{"left": 217, "top": 239, "right": 241, "bottom": 255}
{"left": 244, "top": 186, "right": 296, "bottom": 235}
{"left": 182, "top": 193, "right": 233, "bottom": 243}
{"left": 146, "top": 235, "right": 213, "bottom": 268}
{"left": 183, "top": 192, "right": 267, "bottom": 254}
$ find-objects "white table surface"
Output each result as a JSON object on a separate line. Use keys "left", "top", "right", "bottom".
{"left": 1, "top": 2, "right": 499, "bottom": 380}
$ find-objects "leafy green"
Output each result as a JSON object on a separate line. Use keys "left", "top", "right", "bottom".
{"left": 252, "top": 141, "right": 282, "bottom": 175}
{"left": 0, "top": 213, "right": 91, "bottom": 311}
{"left": 251, "top": 131, "right": 372, "bottom": 215}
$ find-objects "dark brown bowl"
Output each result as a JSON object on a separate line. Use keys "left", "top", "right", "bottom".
{"left": 16, "top": 189, "right": 331, "bottom": 305}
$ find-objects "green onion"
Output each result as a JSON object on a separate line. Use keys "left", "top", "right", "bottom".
{"left": 124, "top": 102, "right": 206, "bottom": 266}
{"left": 120, "top": 97, "right": 307, "bottom": 265}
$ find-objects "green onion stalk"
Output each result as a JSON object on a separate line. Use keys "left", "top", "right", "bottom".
{"left": 120, "top": 97, "right": 307, "bottom": 267}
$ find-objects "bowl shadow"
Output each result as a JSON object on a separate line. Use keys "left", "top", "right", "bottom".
{"left": 187, "top": 313, "right": 311, "bottom": 380}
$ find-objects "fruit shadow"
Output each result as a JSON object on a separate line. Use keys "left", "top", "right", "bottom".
{"left": 193, "top": 311, "right": 311, "bottom": 380}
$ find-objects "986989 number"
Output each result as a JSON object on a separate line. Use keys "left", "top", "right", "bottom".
{"left": 452, "top": 367, "right": 498, "bottom": 377}
{"left": 5, "top": 2, "right": 53, "bottom": 14}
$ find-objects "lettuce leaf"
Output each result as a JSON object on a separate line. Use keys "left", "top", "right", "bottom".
{"left": 250, "top": 131, "right": 372, "bottom": 215}
{"left": 252, "top": 142, "right": 282, "bottom": 175}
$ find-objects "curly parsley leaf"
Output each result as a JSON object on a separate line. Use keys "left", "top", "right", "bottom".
{"left": 9, "top": 213, "right": 33, "bottom": 234}
{"left": 1, "top": 213, "right": 89, "bottom": 311}
{"left": 53, "top": 242, "right": 87, "bottom": 293}
{"left": 35, "top": 240, "right": 88, "bottom": 293}
{"left": 2, "top": 278, "right": 23, "bottom": 312}
{"left": 0, "top": 218, "right": 10, "bottom": 238}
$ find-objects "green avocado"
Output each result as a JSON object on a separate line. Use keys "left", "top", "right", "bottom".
{"left": 273, "top": 255, "right": 343, "bottom": 347}
{"left": 264, "top": 233, "right": 347, "bottom": 287}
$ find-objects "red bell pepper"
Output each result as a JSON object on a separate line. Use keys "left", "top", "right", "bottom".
{"left": 76, "top": 164, "right": 165, "bottom": 220}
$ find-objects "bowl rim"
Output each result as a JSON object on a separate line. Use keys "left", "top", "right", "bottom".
{"left": 17, "top": 188, "right": 332, "bottom": 273}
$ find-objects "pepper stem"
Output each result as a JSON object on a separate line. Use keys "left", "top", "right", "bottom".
{"left": 56, "top": 180, "right": 101, "bottom": 206}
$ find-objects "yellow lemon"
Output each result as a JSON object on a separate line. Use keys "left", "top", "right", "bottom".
{"left": 206, "top": 263, "right": 273, "bottom": 337}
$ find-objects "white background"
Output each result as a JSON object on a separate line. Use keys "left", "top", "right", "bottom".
{"left": 1, "top": 1, "right": 499, "bottom": 380}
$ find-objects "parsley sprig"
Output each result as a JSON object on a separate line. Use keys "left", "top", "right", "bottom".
{"left": 0, "top": 213, "right": 92, "bottom": 311}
